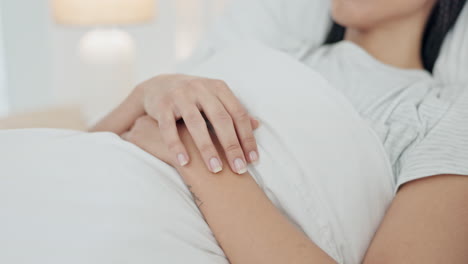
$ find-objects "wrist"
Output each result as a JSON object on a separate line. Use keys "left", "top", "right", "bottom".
{"left": 176, "top": 156, "right": 212, "bottom": 185}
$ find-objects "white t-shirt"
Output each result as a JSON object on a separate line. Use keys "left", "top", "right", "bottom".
{"left": 303, "top": 40, "right": 468, "bottom": 189}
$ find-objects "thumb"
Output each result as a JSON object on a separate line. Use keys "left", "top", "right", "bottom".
{"left": 250, "top": 116, "right": 260, "bottom": 130}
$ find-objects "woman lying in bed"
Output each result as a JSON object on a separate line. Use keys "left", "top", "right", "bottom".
{"left": 2, "top": 0, "right": 467, "bottom": 263}
{"left": 90, "top": 0, "right": 468, "bottom": 263}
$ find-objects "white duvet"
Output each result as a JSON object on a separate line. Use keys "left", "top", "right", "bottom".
{"left": 0, "top": 43, "right": 395, "bottom": 264}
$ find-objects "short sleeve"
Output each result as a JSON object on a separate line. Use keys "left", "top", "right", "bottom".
{"left": 397, "top": 87, "right": 468, "bottom": 191}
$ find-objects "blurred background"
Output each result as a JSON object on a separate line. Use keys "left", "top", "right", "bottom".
{"left": 0, "top": 0, "right": 231, "bottom": 127}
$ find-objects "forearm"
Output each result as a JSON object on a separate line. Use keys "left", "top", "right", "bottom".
{"left": 89, "top": 85, "right": 145, "bottom": 134}
{"left": 175, "top": 127, "right": 336, "bottom": 264}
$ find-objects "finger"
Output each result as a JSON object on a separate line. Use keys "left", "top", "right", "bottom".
{"left": 145, "top": 98, "right": 189, "bottom": 167}
{"left": 178, "top": 103, "right": 223, "bottom": 174}
{"left": 199, "top": 94, "right": 248, "bottom": 174}
{"left": 250, "top": 116, "right": 260, "bottom": 130}
{"left": 215, "top": 84, "right": 259, "bottom": 164}
{"left": 158, "top": 109, "right": 190, "bottom": 167}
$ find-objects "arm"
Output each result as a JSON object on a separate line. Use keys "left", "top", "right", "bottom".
{"left": 124, "top": 116, "right": 468, "bottom": 263}
{"left": 175, "top": 125, "right": 336, "bottom": 264}
{"left": 89, "top": 86, "right": 145, "bottom": 134}
{"left": 363, "top": 174, "right": 468, "bottom": 263}
{"left": 122, "top": 116, "right": 335, "bottom": 264}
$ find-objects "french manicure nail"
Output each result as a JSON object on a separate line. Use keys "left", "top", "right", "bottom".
{"left": 210, "top": 157, "right": 222, "bottom": 173}
{"left": 249, "top": 151, "right": 259, "bottom": 163}
{"left": 234, "top": 158, "right": 247, "bottom": 174}
{"left": 177, "top": 153, "right": 188, "bottom": 166}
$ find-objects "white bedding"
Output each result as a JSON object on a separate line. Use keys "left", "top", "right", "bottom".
{"left": 0, "top": 43, "right": 395, "bottom": 264}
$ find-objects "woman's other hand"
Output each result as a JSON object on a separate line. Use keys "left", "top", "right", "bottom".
{"left": 121, "top": 116, "right": 173, "bottom": 166}
{"left": 139, "top": 74, "right": 260, "bottom": 174}
{"left": 121, "top": 115, "right": 259, "bottom": 169}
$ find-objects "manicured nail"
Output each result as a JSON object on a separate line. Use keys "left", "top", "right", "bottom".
{"left": 234, "top": 158, "right": 247, "bottom": 174}
{"left": 177, "top": 153, "right": 188, "bottom": 166}
{"left": 249, "top": 151, "right": 258, "bottom": 163}
{"left": 209, "top": 157, "right": 222, "bottom": 173}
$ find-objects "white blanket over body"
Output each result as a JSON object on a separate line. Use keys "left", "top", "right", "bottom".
{"left": 0, "top": 43, "right": 395, "bottom": 264}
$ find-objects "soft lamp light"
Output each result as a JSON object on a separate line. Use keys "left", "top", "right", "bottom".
{"left": 52, "top": 0, "right": 155, "bottom": 25}
{"left": 50, "top": 0, "right": 156, "bottom": 123}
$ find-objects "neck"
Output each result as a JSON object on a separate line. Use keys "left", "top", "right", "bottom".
{"left": 344, "top": 6, "right": 433, "bottom": 70}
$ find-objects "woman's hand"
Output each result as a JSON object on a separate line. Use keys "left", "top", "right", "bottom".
{"left": 121, "top": 115, "right": 174, "bottom": 167}
{"left": 121, "top": 115, "right": 259, "bottom": 169}
{"left": 138, "top": 74, "right": 259, "bottom": 174}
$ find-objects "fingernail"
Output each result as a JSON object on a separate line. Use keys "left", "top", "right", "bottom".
{"left": 177, "top": 153, "right": 188, "bottom": 166}
{"left": 249, "top": 151, "right": 259, "bottom": 163}
{"left": 209, "top": 157, "right": 222, "bottom": 173}
{"left": 234, "top": 158, "right": 247, "bottom": 174}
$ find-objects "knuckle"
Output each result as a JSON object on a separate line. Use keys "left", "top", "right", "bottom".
{"left": 158, "top": 116, "right": 173, "bottom": 130}
{"left": 199, "top": 86, "right": 210, "bottom": 95}
{"left": 149, "top": 97, "right": 171, "bottom": 116}
{"left": 199, "top": 143, "right": 215, "bottom": 155}
{"left": 232, "top": 107, "right": 249, "bottom": 121}
{"left": 212, "top": 109, "right": 232, "bottom": 123}
{"left": 184, "top": 79, "right": 204, "bottom": 90}
{"left": 212, "top": 79, "right": 229, "bottom": 91}
{"left": 225, "top": 142, "right": 242, "bottom": 154}
{"left": 185, "top": 112, "right": 205, "bottom": 127}
{"left": 166, "top": 140, "right": 181, "bottom": 152}
{"left": 157, "top": 96, "right": 172, "bottom": 109}
{"left": 170, "top": 87, "right": 186, "bottom": 99}
{"left": 241, "top": 135, "right": 256, "bottom": 147}
{"left": 185, "top": 79, "right": 213, "bottom": 97}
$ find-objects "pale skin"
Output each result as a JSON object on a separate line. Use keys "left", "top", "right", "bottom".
{"left": 92, "top": 0, "right": 468, "bottom": 262}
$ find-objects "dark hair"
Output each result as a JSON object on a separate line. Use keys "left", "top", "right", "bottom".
{"left": 325, "top": 0, "right": 467, "bottom": 72}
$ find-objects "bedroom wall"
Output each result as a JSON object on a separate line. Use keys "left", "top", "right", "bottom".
{"left": 0, "top": 0, "right": 230, "bottom": 114}
{"left": 1, "top": 0, "right": 53, "bottom": 114}
{"left": 0, "top": 2, "right": 8, "bottom": 117}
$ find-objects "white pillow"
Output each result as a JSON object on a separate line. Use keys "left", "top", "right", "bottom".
{"left": 0, "top": 129, "right": 230, "bottom": 263}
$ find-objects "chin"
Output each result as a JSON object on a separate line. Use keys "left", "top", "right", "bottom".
{"left": 331, "top": 0, "right": 435, "bottom": 30}
{"left": 331, "top": 0, "right": 376, "bottom": 30}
